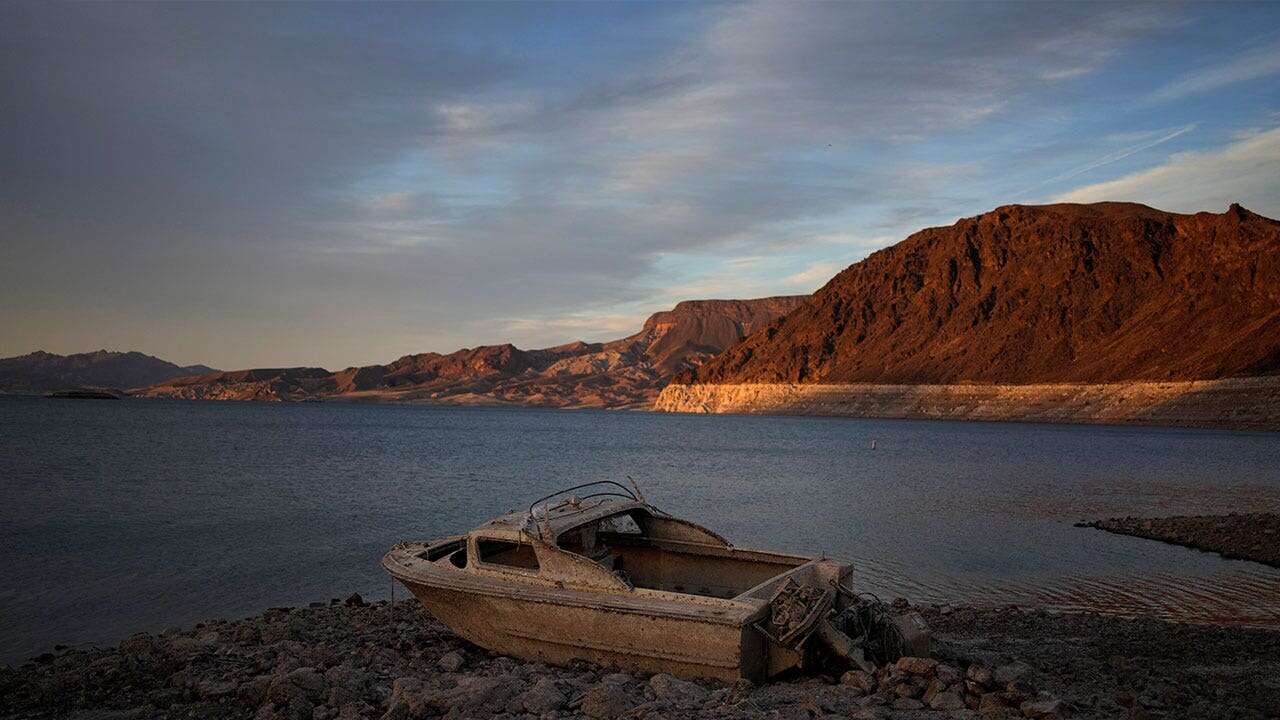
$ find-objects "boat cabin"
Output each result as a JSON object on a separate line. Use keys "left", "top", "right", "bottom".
{"left": 417, "top": 483, "right": 812, "bottom": 601}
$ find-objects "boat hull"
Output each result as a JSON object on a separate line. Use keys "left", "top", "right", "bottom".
{"left": 399, "top": 577, "right": 765, "bottom": 681}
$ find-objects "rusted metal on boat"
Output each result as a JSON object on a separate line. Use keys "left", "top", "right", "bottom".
{"left": 383, "top": 481, "right": 924, "bottom": 681}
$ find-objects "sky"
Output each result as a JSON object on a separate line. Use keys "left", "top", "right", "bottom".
{"left": 2, "top": 2, "right": 1279, "bottom": 370}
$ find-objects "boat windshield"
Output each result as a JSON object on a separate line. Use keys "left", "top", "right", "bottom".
{"left": 557, "top": 510, "right": 645, "bottom": 571}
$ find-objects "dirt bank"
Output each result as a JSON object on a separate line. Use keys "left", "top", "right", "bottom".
{"left": 4, "top": 597, "right": 1278, "bottom": 720}
{"left": 1079, "top": 513, "right": 1280, "bottom": 568}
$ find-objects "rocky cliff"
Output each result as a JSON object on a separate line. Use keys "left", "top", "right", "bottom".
{"left": 681, "top": 203, "right": 1280, "bottom": 386}
{"left": 659, "top": 203, "right": 1280, "bottom": 428}
{"left": 0, "top": 350, "right": 216, "bottom": 394}
{"left": 135, "top": 296, "right": 805, "bottom": 407}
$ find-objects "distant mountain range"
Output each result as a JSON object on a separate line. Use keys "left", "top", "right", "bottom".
{"left": 132, "top": 297, "right": 805, "bottom": 408}
{"left": 0, "top": 350, "right": 217, "bottom": 394}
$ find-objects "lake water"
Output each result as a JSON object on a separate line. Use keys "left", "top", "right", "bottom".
{"left": 3, "top": 395, "right": 1280, "bottom": 663}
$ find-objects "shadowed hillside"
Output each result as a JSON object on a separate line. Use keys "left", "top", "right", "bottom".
{"left": 0, "top": 350, "right": 217, "bottom": 394}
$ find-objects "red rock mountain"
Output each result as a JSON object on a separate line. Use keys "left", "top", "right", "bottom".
{"left": 680, "top": 203, "right": 1280, "bottom": 386}
{"left": 136, "top": 296, "right": 804, "bottom": 407}
{"left": 0, "top": 350, "right": 217, "bottom": 394}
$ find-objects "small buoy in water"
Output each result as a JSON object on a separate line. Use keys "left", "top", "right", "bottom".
{"left": 870, "top": 439, "right": 876, "bottom": 450}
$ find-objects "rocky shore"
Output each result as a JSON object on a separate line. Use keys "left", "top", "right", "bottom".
{"left": 4, "top": 597, "right": 1279, "bottom": 720}
{"left": 1079, "top": 513, "right": 1280, "bottom": 568}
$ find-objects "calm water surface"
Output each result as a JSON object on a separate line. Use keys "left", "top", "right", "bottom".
{"left": 3, "top": 396, "right": 1280, "bottom": 663}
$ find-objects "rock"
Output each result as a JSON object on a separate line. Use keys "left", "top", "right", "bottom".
{"left": 520, "top": 677, "right": 566, "bottom": 713}
{"left": 424, "top": 676, "right": 522, "bottom": 715}
{"left": 437, "top": 651, "right": 465, "bottom": 673}
{"left": 891, "top": 697, "right": 924, "bottom": 710}
{"left": 388, "top": 677, "right": 427, "bottom": 717}
{"left": 580, "top": 684, "right": 632, "bottom": 720}
{"left": 324, "top": 664, "right": 367, "bottom": 693}
{"left": 841, "top": 670, "right": 877, "bottom": 695}
{"left": 266, "top": 678, "right": 309, "bottom": 708}
{"left": 1003, "top": 679, "right": 1035, "bottom": 704}
{"left": 993, "top": 661, "right": 1032, "bottom": 686}
{"left": 287, "top": 667, "right": 328, "bottom": 702}
{"left": 197, "top": 679, "right": 238, "bottom": 699}
{"left": 239, "top": 675, "right": 274, "bottom": 707}
{"left": 648, "top": 673, "right": 709, "bottom": 705}
{"left": 922, "top": 676, "right": 947, "bottom": 704}
{"left": 344, "top": 593, "right": 366, "bottom": 607}
{"left": 929, "top": 691, "right": 967, "bottom": 711}
{"left": 978, "top": 693, "right": 1009, "bottom": 715}
{"left": 337, "top": 702, "right": 373, "bottom": 720}
{"left": 893, "top": 680, "right": 922, "bottom": 699}
{"left": 966, "top": 664, "right": 994, "bottom": 687}
{"left": 936, "top": 663, "right": 963, "bottom": 685}
{"left": 1021, "top": 697, "right": 1064, "bottom": 719}
{"left": 379, "top": 699, "right": 412, "bottom": 720}
{"left": 860, "top": 692, "right": 890, "bottom": 707}
{"left": 895, "top": 656, "right": 938, "bottom": 677}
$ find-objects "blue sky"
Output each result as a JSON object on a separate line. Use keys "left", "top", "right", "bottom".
{"left": 3, "top": 2, "right": 1279, "bottom": 369}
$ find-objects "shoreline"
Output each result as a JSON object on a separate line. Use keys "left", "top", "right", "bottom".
{"left": 4, "top": 597, "right": 1279, "bottom": 720}
{"left": 654, "top": 377, "right": 1280, "bottom": 431}
{"left": 1079, "top": 513, "right": 1280, "bottom": 569}
{"left": 11, "top": 388, "right": 1280, "bottom": 433}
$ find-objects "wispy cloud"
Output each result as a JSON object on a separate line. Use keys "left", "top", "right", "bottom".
{"left": 1017, "top": 123, "right": 1198, "bottom": 196}
{"left": 9, "top": 1, "right": 1276, "bottom": 369}
{"left": 1051, "top": 127, "right": 1280, "bottom": 215}
{"left": 1149, "top": 38, "right": 1280, "bottom": 103}
{"left": 783, "top": 261, "right": 844, "bottom": 291}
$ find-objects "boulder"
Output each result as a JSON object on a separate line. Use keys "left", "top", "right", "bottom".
{"left": 840, "top": 670, "right": 877, "bottom": 695}
{"left": 966, "top": 664, "right": 994, "bottom": 687}
{"left": 929, "top": 691, "right": 967, "bottom": 711}
{"left": 286, "top": 667, "right": 328, "bottom": 702}
{"left": 649, "top": 673, "right": 709, "bottom": 705}
{"left": 437, "top": 652, "right": 465, "bottom": 673}
{"left": 387, "top": 677, "right": 428, "bottom": 718}
{"left": 581, "top": 683, "right": 633, "bottom": 720}
{"left": 978, "top": 692, "right": 1009, "bottom": 715}
{"left": 895, "top": 656, "right": 938, "bottom": 677}
{"left": 936, "top": 663, "right": 963, "bottom": 685}
{"left": 431, "top": 676, "right": 522, "bottom": 715}
{"left": 520, "top": 677, "right": 566, "bottom": 714}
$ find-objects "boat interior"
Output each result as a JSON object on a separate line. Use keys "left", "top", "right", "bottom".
{"left": 412, "top": 482, "right": 819, "bottom": 602}
{"left": 557, "top": 508, "right": 809, "bottom": 599}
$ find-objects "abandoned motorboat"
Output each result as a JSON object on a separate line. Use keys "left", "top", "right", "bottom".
{"left": 383, "top": 481, "right": 926, "bottom": 682}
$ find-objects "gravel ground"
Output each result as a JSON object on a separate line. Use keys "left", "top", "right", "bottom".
{"left": 3, "top": 597, "right": 1278, "bottom": 720}
{"left": 1078, "top": 513, "right": 1280, "bottom": 568}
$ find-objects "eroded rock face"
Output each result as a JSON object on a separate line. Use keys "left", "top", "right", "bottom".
{"left": 681, "top": 203, "right": 1280, "bottom": 386}
{"left": 134, "top": 297, "right": 805, "bottom": 408}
